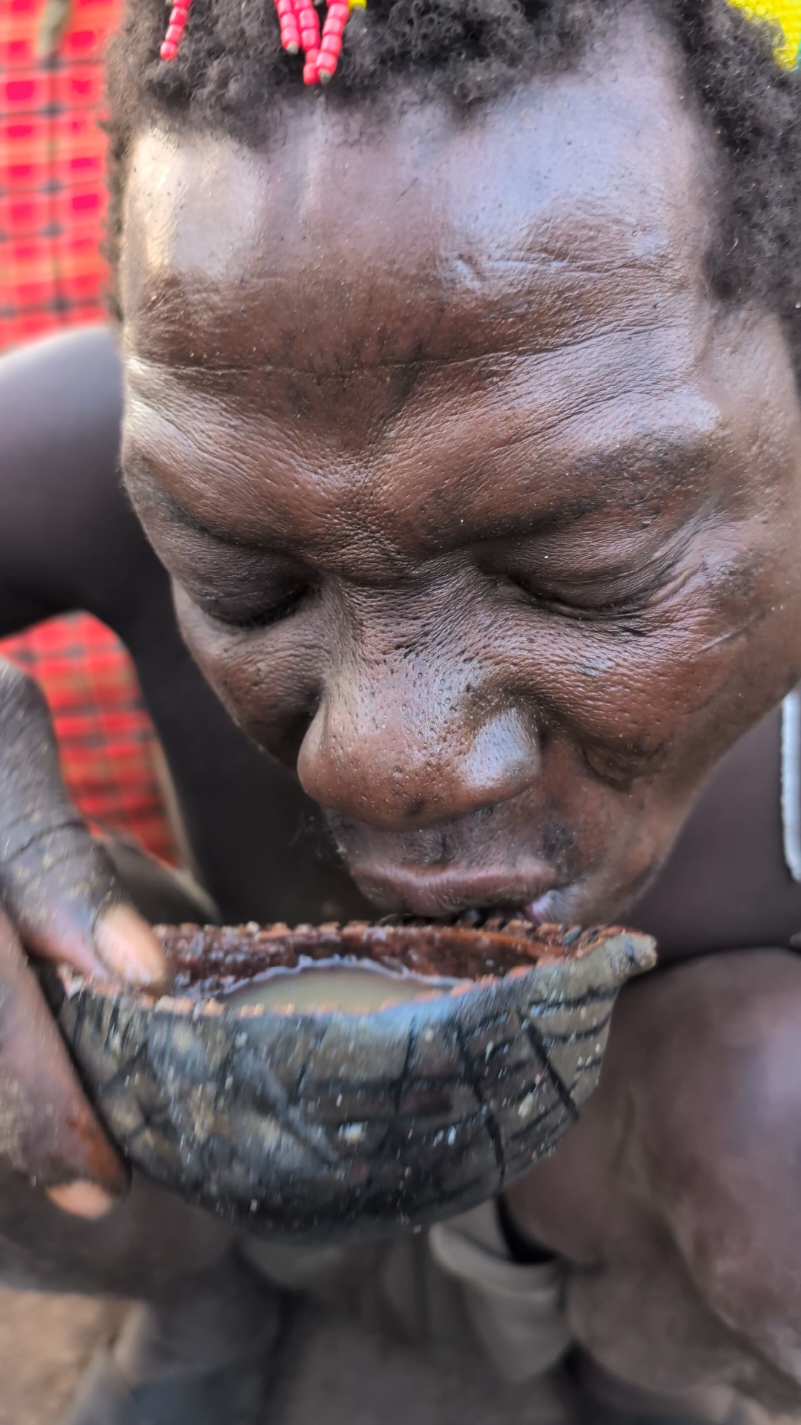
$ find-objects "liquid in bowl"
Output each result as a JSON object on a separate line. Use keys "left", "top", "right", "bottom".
{"left": 222, "top": 954, "right": 464, "bottom": 1013}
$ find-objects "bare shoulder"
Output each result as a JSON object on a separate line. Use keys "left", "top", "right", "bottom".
{"left": 0, "top": 326, "right": 160, "bottom": 635}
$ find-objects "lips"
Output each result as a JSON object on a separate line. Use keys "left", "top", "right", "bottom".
{"left": 348, "top": 861, "right": 566, "bottom": 919}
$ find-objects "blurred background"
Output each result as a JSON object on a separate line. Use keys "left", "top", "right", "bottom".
{"left": 0, "top": 0, "right": 181, "bottom": 875}
{"left": 1, "top": 8, "right": 180, "bottom": 1415}
{"left": 1, "top": 0, "right": 115, "bottom": 350}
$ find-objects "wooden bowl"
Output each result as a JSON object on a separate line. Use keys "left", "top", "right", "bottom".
{"left": 51, "top": 918, "right": 655, "bottom": 1245}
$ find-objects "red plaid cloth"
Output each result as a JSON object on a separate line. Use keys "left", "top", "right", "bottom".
{"left": 0, "top": 613, "right": 179, "bottom": 863}
{"left": 0, "top": 0, "right": 119, "bottom": 351}
{"left": 1, "top": 7, "right": 179, "bottom": 865}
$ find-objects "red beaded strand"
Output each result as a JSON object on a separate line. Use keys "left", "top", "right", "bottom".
{"left": 159, "top": 0, "right": 191, "bottom": 61}
{"left": 295, "top": 0, "right": 322, "bottom": 82}
{"left": 276, "top": 0, "right": 301, "bottom": 53}
{"left": 316, "top": 0, "right": 347, "bottom": 81}
{"left": 160, "top": 0, "right": 360, "bottom": 76}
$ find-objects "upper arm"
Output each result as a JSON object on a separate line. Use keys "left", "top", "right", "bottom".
{"left": 0, "top": 325, "right": 156, "bottom": 638}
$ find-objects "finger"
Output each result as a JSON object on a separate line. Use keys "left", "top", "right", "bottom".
{"left": 0, "top": 659, "right": 169, "bottom": 991}
{"left": 0, "top": 905, "right": 129, "bottom": 1206}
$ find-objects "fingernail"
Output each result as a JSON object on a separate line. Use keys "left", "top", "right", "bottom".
{"left": 46, "top": 1180, "right": 118, "bottom": 1219}
{"left": 94, "top": 905, "right": 170, "bottom": 991}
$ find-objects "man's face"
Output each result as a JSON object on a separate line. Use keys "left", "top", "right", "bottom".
{"left": 121, "top": 14, "right": 801, "bottom": 926}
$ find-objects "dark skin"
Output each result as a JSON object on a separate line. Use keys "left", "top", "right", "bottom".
{"left": 2, "top": 6, "right": 801, "bottom": 1404}
{"left": 121, "top": 33, "right": 801, "bottom": 926}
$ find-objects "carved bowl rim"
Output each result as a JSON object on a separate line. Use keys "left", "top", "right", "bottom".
{"left": 56, "top": 918, "right": 650, "bottom": 1023}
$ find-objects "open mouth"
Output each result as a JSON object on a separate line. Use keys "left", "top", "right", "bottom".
{"left": 377, "top": 893, "right": 569, "bottom": 931}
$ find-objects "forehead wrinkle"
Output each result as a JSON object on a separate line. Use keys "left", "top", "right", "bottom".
{"left": 125, "top": 290, "right": 705, "bottom": 472}
{"left": 124, "top": 280, "right": 719, "bottom": 536}
{"left": 378, "top": 334, "right": 718, "bottom": 524}
{"left": 126, "top": 324, "right": 678, "bottom": 475}
{"left": 125, "top": 232, "right": 692, "bottom": 382}
{"left": 125, "top": 382, "right": 414, "bottom": 565}
{"left": 128, "top": 298, "right": 671, "bottom": 376}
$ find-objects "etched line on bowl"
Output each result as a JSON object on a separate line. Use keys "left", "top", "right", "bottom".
{"left": 393, "top": 1020, "right": 418, "bottom": 1139}
{"left": 523, "top": 1020, "right": 579, "bottom": 1125}
{"left": 240, "top": 1054, "right": 341, "bottom": 1168}
{"left": 533, "top": 988, "right": 620, "bottom": 1011}
{"left": 448, "top": 1018, "right": 506, "bottom": 1187}
{"left": 531, "top": 1010, "right": 615, "bottom": 1047}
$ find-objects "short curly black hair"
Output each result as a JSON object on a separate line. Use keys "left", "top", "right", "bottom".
{"left": 105, "top": 0, "right": 801, "bottom": 379}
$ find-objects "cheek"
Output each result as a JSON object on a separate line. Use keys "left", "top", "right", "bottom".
{"left": 509, "top": 543, "right": 801, "bottom": 792}
{"left": 174, "top": 587, "right": 326, "bottom": 754}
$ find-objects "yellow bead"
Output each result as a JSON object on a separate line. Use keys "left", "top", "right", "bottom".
{"left": 727, "top": 0, "right": 801, "bottom": 67}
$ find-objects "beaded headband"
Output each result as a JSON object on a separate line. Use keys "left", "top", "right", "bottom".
{"left": 159, "top": 0, "right": 801, "bottom": 85}
{"left": 159, "top": 0, "right": 364, "bottom": 80}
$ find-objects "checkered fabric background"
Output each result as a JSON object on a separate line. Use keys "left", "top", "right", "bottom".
{"left": 0, "top": 0, "right": 119, "bottom": 351}
{"left": 0, "top": 613, "right": 180, "bottom": 862}
{"left": 0, "top": 1, "right": 181, "bottom": 865}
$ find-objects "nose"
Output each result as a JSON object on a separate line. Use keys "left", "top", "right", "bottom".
{"left": 297, "top": 692, "right": 539, "bottom": 831}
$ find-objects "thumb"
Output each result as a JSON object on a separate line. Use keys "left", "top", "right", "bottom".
{"left": 0, "top": 658, "right": 169, "bottom": 990}
{"left": 0, "top": 904, "right": 129, "bottom": 1205}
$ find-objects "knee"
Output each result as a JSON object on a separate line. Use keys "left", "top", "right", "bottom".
{"left": 641, "top": 952, "right": 801, "bottom": 1382}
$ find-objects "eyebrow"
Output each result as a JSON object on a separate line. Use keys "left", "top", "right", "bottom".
{"left": 124, "top": 378, "right": 719, "bottom": 558}
{"left": 124, "top": 457, "right": 253, "bottom": 547}
{"left": 433, "top": 420, "right": 718, "bottom": 556}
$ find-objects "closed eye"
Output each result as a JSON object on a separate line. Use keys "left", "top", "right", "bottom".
{"left": 192, "top": 583, "right": 313, "bottom": 630}
{"left": 500, "top": 569, "right": 659, "bottom": 621}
